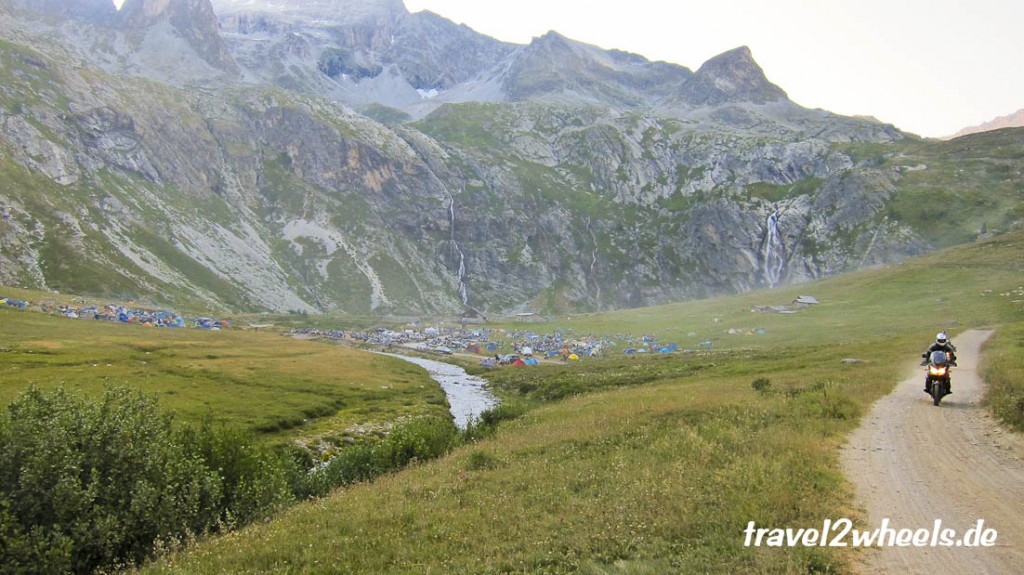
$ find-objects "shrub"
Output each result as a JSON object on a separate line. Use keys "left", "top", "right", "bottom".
{"left": 0, "top": 386, "right": 222, "bottom": 574}
{"left": 177, "top": 419, "right": 294, "bottom": 528}
{"left": 297, "top": 416, "right": 461, "bottom": 498}
{"left": 462, "top": 401, "right": 527, "bottom": 441}
{"left": 0, "top": 388, "right": 466, "bottom": 573}
{"left": 751, "top": 377, "right": 773, "bottom": 394}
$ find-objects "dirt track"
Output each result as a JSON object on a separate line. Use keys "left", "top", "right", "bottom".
{"left": 842, "top": 330, "right": 1024, "bottom": 573}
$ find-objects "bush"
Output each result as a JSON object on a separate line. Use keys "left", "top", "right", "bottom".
{"left": 462, "top": 401, "right": 526, "bottom": 441}
{"left": 0, "top": 386, "right": 222, "bottom": 574}
{"left": 751, "top": 377, "right": 773, "bottom": 394}
{"left": 0, "top": 387, "right": 466, "bottom": 573}
{"left": 177, "top": 419, "right": 294, "bottom": 528}
{"left": 294, "top": 416, "right": 462, "bottom": 499}
{"left": 0, "top": 386, "right": 303, "bottom": 574}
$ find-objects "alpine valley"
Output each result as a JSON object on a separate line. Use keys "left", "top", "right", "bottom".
{"left": 1, "top": 0, "right": 1022, "bottom": 315}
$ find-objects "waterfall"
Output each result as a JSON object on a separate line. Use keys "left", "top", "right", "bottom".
{"left": 762, "top": 207, "right": 786, "bottom": 288}
{"left": 446, "top": 191, "right": 468, "bottom": 305}
{"left": 586, "top": 216, "right": 602, "bottom": 309}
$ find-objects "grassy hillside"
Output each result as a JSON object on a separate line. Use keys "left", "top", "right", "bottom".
{"left": 129, "top": 232, "right": 1024, "bottom": 574}
{"left": 841, "top": 127, "right": 1024, "bottom": 246}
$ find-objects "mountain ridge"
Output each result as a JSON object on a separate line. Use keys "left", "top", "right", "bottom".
{"left": 949, "top": 108, "right": 1024, "bottom": 139}
{"left": 0, "top": 0, "right": 1021, "bottom": 316}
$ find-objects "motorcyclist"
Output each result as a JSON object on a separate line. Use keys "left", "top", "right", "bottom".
{"left": 921, "top": 331, "right": 957, "bottom": 393}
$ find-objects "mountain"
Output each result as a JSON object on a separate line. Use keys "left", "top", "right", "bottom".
{"left": 949, "top": 108, "right": 1024, "bottom": 139}
{"left": 3, "top": 0, "right": 117, "bottom": 23}
{"left": 118, "top": 0, "right": 238, "bottom": 74}
{"left": 0, "top": 0, "right": 1021, "bottom": 316}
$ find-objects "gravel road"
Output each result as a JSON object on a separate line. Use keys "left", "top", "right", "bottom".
{"left": 842, "top": 330, "right": 1024, "bottom": 573}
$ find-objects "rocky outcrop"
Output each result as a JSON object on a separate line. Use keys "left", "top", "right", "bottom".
{"left": 0, "top": 0, "right": 1017, "bottom": 316}
{"left": 118, "top": 0, "right": 238, "bottom": 74}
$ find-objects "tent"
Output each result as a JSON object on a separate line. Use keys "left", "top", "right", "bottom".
{"left": 512, "top": 358, "right": 527, "bottom": 366}
{"left": 567, "top": 353, "right": 580, "bottom": 361}
{"left": 524, "top": 358, "right": 539, "bottom": 365}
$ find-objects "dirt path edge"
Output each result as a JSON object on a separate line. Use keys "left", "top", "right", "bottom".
{"left": 841, "top": 329, "right": 1024, "bottom": 574}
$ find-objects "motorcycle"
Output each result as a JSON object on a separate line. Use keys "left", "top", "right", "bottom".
{"left": 924, "top": 350, "right": 952, "bottom": 406}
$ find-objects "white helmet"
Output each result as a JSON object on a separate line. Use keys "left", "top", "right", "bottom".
{"left": 936, "top": 332, "right": 948, "bottom": 344}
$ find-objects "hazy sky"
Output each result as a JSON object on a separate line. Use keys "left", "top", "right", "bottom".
{"left": 109, "top": 0, "right": 1022, "bottom": 138}
{"left": 401, "top": 0, "right": 1023, "bottom": 138}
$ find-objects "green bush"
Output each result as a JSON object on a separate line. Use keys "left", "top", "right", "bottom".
{"left": 291, "top": 416, "right": 461, "bottom": 500}
{"left": 751, "top": 377, "right": 773, "bottom": 394}
{"left": 177, "top": 419, "right": 294, "bottom": 528}
{"left": 0, "top": 387, "right": 222, "bottom": 574}
{"left": 462, "top": 401, "right": 527, "bottom": 441}
{"left": 0, "top": 387, "right": 303, "bottom": 574}
{"left": 0, "top": 387, "right": 466, "bottom": 573}
{"left": 373, "top": 417, "right": 459, "bottom": 469}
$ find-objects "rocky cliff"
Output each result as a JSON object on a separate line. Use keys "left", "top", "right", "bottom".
{"left": 0, "top": 0, "right": 1020, "bottom": 316}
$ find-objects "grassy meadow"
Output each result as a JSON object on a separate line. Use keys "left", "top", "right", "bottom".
{"left": 129, "top": 232, "right": 1024, "bottom": 574}
{"left": 3, "top": 231, "right": 1024, "bottom": 573}
{"left": 0, "top": 302, "right": 450, "bottom": 448}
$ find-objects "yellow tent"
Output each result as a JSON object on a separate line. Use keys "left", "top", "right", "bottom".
{"left": 568, "top": 353, "right": 580, "bottom": 360}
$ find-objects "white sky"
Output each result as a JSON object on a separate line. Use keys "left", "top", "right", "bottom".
{"left": 403, "top": 0, "right": 1024, "bottom": 138}
{"left": 110, "top": 0, "right": 1022, "bottom": 138}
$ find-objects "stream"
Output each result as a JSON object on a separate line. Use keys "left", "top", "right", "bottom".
{"left": 382, "top": 353, "right": 499, "bottom": 429}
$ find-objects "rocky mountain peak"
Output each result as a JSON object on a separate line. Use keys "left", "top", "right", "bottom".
{"left": 684, "top": 45, "right": 788, "bottom": 105}
{"left": 118, "top": 0, "right": 237, "bottom": 74}
{"left": 3, "top": 0, "right": 973, "bottom": 317}
{"left": 532, "top": 30, "right": 572, "bottom": 49}
{"left": 501, "top": 30, "right": 690, "bottom": 105}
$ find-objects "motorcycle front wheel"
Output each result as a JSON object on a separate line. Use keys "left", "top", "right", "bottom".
{"left": 931, "top": 379, "right": 943, "bottom": 406}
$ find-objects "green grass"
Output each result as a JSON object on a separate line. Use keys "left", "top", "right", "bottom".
{"left": 983, "top": 317, "right": 1024, "bottom": 429}
{"left": 127, "top": 232, "right": 1024, "bottom": 574}
{"left": 852, "top": 129, "right": 1024, "bottom": 246}
{"left": 0, "top": 307, "right": 449, "bottom": 448}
